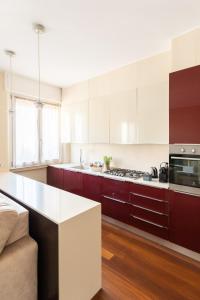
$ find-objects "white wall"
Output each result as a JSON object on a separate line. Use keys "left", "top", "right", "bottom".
{"left": 71, "top": 144, "right": 169, "bottom": 172}
{"left": 5, "top": 73, "right": 61, "bottom": 103}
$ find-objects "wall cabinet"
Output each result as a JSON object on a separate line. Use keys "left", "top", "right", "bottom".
{"left": 61, "top": 101, "right": 88, "bottom": 144}
{"left": 137, "top": 82, "right": 169, "bottom": 144}
{"left": 109, "top": 90, "right": 137, "bottom": 144}
{"left": 89, "top": 97, "right": 109, "bottom": 143}
{"left": 169, "top": 65, "right": 200, "bottom": 144}
{"left": 169, "top": 190, "right": 200, "bottom": 253}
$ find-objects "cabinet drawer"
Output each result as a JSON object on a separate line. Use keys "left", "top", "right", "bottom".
{"left": 130, "top": 205, "right": 168, "bottom": 227}
{"left": 129, "top": 192, "right": 168, "bottom": 214}
{"left": 130, "top": 214, "right": 169, "bottom": 239}
{"left": 101, "top": 194, "right": 130, "bottom": 224}
{"left": 129, "top": 183, "right": 167, "bottom": 200}
{"left": 102, "top": 177, "right": 129, "bottom": 202}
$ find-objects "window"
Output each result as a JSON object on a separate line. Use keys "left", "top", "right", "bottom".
{"left": 11, "top": 97, "right": 60, "bottom": 167}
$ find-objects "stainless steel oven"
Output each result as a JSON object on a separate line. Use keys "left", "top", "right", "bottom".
{"left": 169, "top": 145, "right": 200, "bottom": 195}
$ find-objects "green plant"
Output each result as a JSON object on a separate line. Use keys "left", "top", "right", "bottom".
{"left": 103, "top": 156, "right": 112, "bottom": 169}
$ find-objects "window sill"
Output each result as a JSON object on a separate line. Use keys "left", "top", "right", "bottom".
{"left": 10, "top": 164, "right": 48, "bottom": 172}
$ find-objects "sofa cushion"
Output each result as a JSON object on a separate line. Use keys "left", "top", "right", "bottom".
{"left": 0, "top": 200, "right": 18, "bottom": 255}
{"left": 0, "top": 194, "right": 29, "bottom": 247}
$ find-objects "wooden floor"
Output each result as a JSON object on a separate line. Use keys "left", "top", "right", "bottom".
{"left": 93, "top": 221, "right": 200, "bottom": 300}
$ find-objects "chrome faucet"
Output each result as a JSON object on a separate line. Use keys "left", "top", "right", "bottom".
{"left": 80, "top": 149, "right": 83, "bottom": 166}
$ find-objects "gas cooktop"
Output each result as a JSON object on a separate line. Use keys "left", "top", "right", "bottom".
{"left": 104, "top": 168, "right": 145, "bottom": 179}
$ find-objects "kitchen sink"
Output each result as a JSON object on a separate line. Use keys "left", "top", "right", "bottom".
{"left": 71, "top": 165, "right": 89, "bottom": 171}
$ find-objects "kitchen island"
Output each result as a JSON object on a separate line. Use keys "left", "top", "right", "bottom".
{"left": 0, "top": 172, "right": 101, "bottom": 300}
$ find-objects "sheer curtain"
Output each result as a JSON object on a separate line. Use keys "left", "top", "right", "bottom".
{"left": 42, "top": 104, "right": 60, "bottom": 162}
{"left": 15, "top": 98, "right": 38, "bottom": 166}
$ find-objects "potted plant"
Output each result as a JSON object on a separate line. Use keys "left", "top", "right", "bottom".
{"left": 103, "top": 156, "right": 112, "bottom": 171}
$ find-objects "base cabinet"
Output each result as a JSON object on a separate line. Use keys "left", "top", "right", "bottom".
{"left": 47, "top": 167, "right": 200, "bottom": 253}
{"left": 63, "top": 170, "right": 83, "bottom": 195}
{"left": 128, "top": 183, "right": 169, "bottom": 239}
{"left": 47, "top": 166, "right": 63, "bottom": 189}
{"left": 82, "top": 174, "right": 102, "bottom": 202}
{"left": 101, "top": 178, "right": 131, "bottom": 223}
{"left": 169, "top": 190, "right": 200, "bottom": 253}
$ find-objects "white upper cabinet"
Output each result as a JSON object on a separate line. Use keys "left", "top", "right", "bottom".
{"left": 89, "top": 97, "right": 109, "bottom": 144}
{"left": 137, "top": 82, "right": 169, "bottom": 144}
{"left": 109, "top": 90, "right": 137, "bottom": 144}
{"left": 61, "top": 100, "right": 88, "bottom": 144}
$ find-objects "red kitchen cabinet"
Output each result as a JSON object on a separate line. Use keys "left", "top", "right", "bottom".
{"left": 82, "top": 174, "right": 102, "bottom": 202}
{"left": 169, "top": 190, "right": 200, "bottom": 253}
{"left": 63, "top": 170, "right": 83, "bottom": 196}
{"left": 128, "top": 183, "right": 169, "bottom": 239}
{"left": 101, "top": 178, "right": 130, "bottom": 223}
{"left": 47, "top": 166, "right": 63, "bottom": 189}
{"left": 169, "top": 65, "right": 200, "bottom": 144}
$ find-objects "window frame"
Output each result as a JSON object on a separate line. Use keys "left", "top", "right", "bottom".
{"left": 10, "top": 95, "right": 61, "bottom": 168}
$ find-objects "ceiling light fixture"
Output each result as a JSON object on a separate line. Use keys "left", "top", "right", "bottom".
{"left": 33, "top": 23, "right": 45, "bottom": 104}
{"left": 4, "top": 49, "right": 16, "bottom": 98}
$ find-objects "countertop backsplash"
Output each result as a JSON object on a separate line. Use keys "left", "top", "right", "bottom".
{"left": 70, "top": 144, "right": 169, "bottom": 172}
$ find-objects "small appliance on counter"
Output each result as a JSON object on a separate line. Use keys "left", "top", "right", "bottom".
{"left": 150, "top": 167, "right": 158, "bottom": 178}
{"left": 159, "top": 162, "right": 169, "bottom": 183}
{"left": 143, "top": 173, "right": 152, "bottom": 181}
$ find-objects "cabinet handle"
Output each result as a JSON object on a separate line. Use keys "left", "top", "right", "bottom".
{"left": 130, "top": 192, "right": 167, "bottom": 203}
{"left": 130, "top": 215, "right": 168, "bottom": 229}
{"left": 102, "top": 195, "right": 127, "bottom": 204}
{"left": 131, "top": 204, "right": 168, "bottom": 216}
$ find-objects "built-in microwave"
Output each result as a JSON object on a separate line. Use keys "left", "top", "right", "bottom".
{"left": 169, "top": 145, "right": 200, "bottom": 196}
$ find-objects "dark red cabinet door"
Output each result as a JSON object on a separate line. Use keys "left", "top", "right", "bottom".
{"left": 169, "top": 65, "right": 200, "bottom": 144}
{"left": 47, "top": 166, "right": 63, "bottom": 189}
{"left": 63, "top": 170, "right": 83, "bottom": 195}
{"left": 101, "top": 178, "right": 130, "bottom": 223}
{"left": 82, "top": 174, "right": 102, "bottom": 202}
{"left": 169, "top": 190, "right": 200, "bottom": 253}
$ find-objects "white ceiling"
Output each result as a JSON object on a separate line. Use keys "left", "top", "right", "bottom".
{"left": 1, "top": 0, "right": 200, "bottom": 87}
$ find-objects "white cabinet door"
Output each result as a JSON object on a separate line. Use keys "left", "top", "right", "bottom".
{"left": 61, "top": 105, "right": 72, "bottom": 143}
{"left": 137, "top": 82, "right": 169, "bottom": 144}
{"left": 89, "top": 97, "right": 109, "bottom": 143}
{"left": 61, "top": 100, "right": 88, "bottom": 143}
{"left": 109, "top": 90, "right": 137, "bottom": 144}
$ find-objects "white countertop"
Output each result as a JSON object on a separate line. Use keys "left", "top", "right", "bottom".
{"left": 0, "top": 172, "right": 100, "bottom": 224}
{"left": 52, "top": 163, "right": 169, "bottom": 189}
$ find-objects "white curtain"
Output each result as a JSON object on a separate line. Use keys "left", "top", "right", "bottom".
{"left": 15, "top": 98, "right": 38, "bottom": 166}
{"left": 42, "top": 104, "right": 60, "bottom": 162}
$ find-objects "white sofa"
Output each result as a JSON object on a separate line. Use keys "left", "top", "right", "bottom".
{"left": 0, "top": 193, "right": 38, "bottom": 300}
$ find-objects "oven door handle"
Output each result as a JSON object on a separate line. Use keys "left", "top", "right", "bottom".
{"left": 170, "top": 156, "right": 200, "bottom": 161}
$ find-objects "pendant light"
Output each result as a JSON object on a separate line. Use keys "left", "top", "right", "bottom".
{"left": 33, "top": 23, "right": 45, "bottom": 104}
{"left": 5, "top": 49, "right": 15, "bottom": 168}
{"left": 4, "top": 49, "right": 16, "bottom": 104}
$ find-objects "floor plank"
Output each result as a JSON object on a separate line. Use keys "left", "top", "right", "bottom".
{"left": 93, "top": 221, "right": 200, "bottom": 300}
